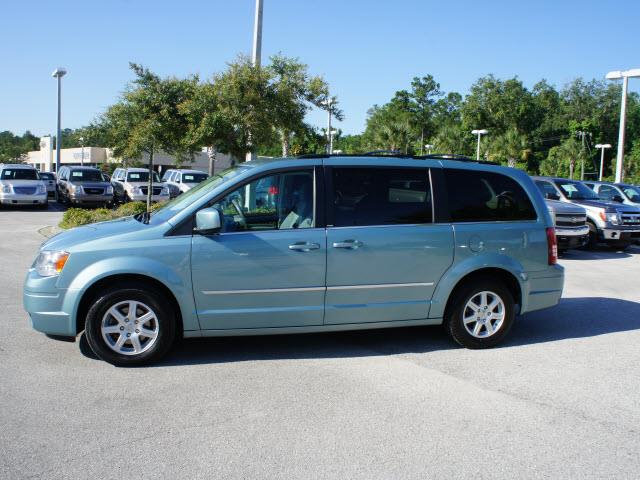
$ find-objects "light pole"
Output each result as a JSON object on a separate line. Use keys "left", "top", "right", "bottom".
{"left": 606, "top": 68, "right": 640, "bottom": 183}
{"left": 246, "top": 0, "right": 263, "bottom": 162}
{"left": 595, "top": 143, "right": 612, "bottom": 181}
{"left": 329, "top": 129, "right": 337, "bottom": 155}
{"left": 324, "top": 97, "right": 333, "bottom": 154}
{"left": 424, "top": 144, "right": 434, "bottom": 155}
{"left": 79, "top": 136, "right": 85, "bottom": 166}
{"left": 471, "top": 129, "right": 488, "bottom": 161}
{"left": 52, "top": 68, "right": 67, "bottom": 173}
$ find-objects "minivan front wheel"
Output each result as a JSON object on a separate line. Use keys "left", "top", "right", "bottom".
{"left": 84, "top": 286, "right": 176, "bottom": 366}
{"left": 445, "top": 279, "right": 515, "bottom": 349}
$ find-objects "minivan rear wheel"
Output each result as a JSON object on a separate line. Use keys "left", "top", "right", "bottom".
{"left": 445, "top": 278, "right": 515, "bottom": 349}
{"left": 84, "top": 285, "right": 176, "bottom": 366}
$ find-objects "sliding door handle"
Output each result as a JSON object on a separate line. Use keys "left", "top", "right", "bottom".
{"left": 289, "top": 242, "right": 321, "bottom": 252}
{"left": 332, "top": 240, "right": 363, "bottom": 249}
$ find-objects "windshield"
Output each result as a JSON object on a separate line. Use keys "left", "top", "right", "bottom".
{"left": 70, "top": 170, "right": 106, "bottom": 182}
{"left": 127, "top": 171, "right": 161, "bottom": 183}
{"left": 555, "top": 181, "right": 599, "bottom": 200}
{"left": 1, "top": 168, "right": 39, "bottom": 180}
{"left": 182, "top": 173, "right": 208, "bottom": 183}
{"left": 39, "top": 172, "right": 55, "bottom": 180}
{"left": 621, "top": 185, "right": 640, "bottom": 202}
{"left": 151, "top": 165, "right": 249, "bottom": 218}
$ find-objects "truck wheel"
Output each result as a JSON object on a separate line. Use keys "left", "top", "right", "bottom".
{"left": 84, "top": 285, "right": 177, "bottom": 366}
{"left": 584, "top": 222, "right": 598, "bottom": 250}
{"left": 445, "top": 277, "right": 515, "bottom": 349}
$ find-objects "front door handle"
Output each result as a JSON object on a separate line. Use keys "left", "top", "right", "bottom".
{"left": 289, "top": 242, "right": 320, "bottom": 252}
{"left": 332, "top": 239, "right": 364, "bottom": 249}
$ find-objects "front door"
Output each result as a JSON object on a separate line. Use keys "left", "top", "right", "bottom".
{"left": 191, "top": 168, "right": 326, "bottom": 330}
{"left": 324, "top": 166, "right": 454, "bottom": 325}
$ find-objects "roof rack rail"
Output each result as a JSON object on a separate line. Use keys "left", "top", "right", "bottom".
{"left": 295, "top": 152, "right": 498, "bottom": 165}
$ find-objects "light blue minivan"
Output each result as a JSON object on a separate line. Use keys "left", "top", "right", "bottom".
{"left": 24, "top": 155, "right": 564, "bottom": 365}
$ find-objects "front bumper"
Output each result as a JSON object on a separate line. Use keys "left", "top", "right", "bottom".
{"left": 23, "top": 269, "right": 77, "bottom": 336}
{"left": 556, "top": 225, "right": 589, "bottom": 249}
{"left": 0, "top": 193, "right": 47, "bottom": 205}
{"left": 69, "top": 193, "right": 113, "bottom": 205}
{"left": 128, "top": 193, "right": 169, "bottom": 203}
{"left": 601, "top": 226, "right": 640, "bottom": 241}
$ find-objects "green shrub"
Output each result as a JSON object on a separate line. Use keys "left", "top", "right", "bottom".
{"left": 58, "top": 201, "right": 168, "bottom": 229}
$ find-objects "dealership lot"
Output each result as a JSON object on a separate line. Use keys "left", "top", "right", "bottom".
{"left": 1, "top": 208, "right": 640, "bottom": 479}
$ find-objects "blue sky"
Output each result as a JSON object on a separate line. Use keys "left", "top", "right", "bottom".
{"left": 1, "top": 0, "right": 639, "bottom": 137}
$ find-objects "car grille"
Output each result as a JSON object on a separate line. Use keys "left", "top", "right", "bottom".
{"left": 621, "top": 212, "right": 640, "bottom": 226}
{"left": 555, "top": 213, "right": 587, "bottom": 228}
{"left": 13, "top": 186, "right": 37, "bottom": 195}
{"left": 84, "top": 187, "right": 104, "bottom": 195}
{"left": 140, "top": 187, "right": 162, "bottom": 195}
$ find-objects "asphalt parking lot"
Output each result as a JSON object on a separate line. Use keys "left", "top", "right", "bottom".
{"left": 1, "top": 208, "right": 640, "bottom": 479}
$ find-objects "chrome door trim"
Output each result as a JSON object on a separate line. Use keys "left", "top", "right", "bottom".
{"left": 203, "top": 286, "right": 326, "bottom": 295}
{"left": 202, "top": 282, "right": 434, "bottom": 295}
{"left": 327, "top": 282, "right": 434, "bottom": 290}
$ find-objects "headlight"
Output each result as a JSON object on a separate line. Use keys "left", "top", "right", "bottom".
{"left": 1, "top": 184, "right": 12, "bottom": 194}
{"left": 161, "top": 187, "right": 169, "bottom": 195}
{"left": 70, "top": 185, "right": 84, "bottom": 195}
{"left": 600, "top": 211, "right": 620, "bottom": 225}
{"left": 131, "top": 186, "right": 142, "bottom": 194}
{"left": 106, "top": 185, "right": 114, "bottom": 195}
{"left": 36, "top": 184, "right": 46, "bottom": 194}
{"left": 34, "top": 250, "right": 70, "bottom": 277}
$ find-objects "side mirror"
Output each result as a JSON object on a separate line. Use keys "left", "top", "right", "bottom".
{"left": 195, "top": 207, "right": 221, "bottom": 235}
{"left": 612, "top": 194, "right": 624, "bottom": 203}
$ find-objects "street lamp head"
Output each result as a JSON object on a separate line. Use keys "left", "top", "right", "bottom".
{"left": 52, "top": 68, "right": 67, "bottom": 78}
{"left": 626, "top": 68, "right": 640, "bottom": 78}
{"left": 606, "top": 71, "right": 623, "bottom": 80}
{"left": 595, "top": 144, "right": 612, "bottom": 149}
{"left": 606, "top": 69, "right": 640, "bottom": 80}
{"left": 471, "top": 129, "right": 488, "bottom": 135}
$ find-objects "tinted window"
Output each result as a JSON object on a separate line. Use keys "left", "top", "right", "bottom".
{"left": 554, "top": 180, "right": 598, "bottom": 200}
{"left": 70, "top": 169, "right": 106, "bottom": 182}
{"left": 127, "top": 171, "right": 160, "bottom": 183}
{"left": 622, "top": 186, "right": 640, "bottom": 202}
{"left": 183, "top": 173, "right": 208, "bottom": 183}
{"left": 445, "top": 169, "right": 537, "bottom": 222}
{"left": 1, "top": 168, "right": 39, "bottom": 180}
{"left": 598, "top": 185, "right": 620, "bottom": 200}
{"left": 330, "top": 168, "right": 432, "bottom": 227}
{"left": 535, "top": 180, "right": 560, "bottom": 199}
{"left": 213, "top": 170, "right": 314, "bottom": 232}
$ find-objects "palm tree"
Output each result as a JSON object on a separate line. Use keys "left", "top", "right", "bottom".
{"left": 433, "top": 125, "right": 467, "bottom": 155}
{"left": 489, "top": 128, "right": 531, "bottom": 169}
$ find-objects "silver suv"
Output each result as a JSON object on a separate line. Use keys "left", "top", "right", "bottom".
{"left": 0, "top": 164, "right": 48, "bottom": 208}
{"left": 583, "top": 181, "right": 640, "bottom": 208}
{"left": 533, "top": 176, "right": 640, "bottom": 249}
{"left": 545, "top": 199, "right": 589, "bottom": 251}
{"left": 111, "top": 167, "right": 169, "bottom": 203}
{"left": 56, "top": 166, "right": 113, "bottom": 207}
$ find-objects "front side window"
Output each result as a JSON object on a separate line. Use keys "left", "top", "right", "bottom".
{"left": 330, "top": 167, "right": 432, "bottom": 227}
{"left": 212, "top": 170, "right": 314, "bottom": 232}
{"left": 535, "top": 180, "right": 560, "bottom": 199}
{"left": 183, "top": 173, "right": 208, "bottom": 184}
{"left": 598, "top": 185, "right": 620, "bottom": 201}
{"left": 445, "top": 169, "right": 537, "bottom": 222}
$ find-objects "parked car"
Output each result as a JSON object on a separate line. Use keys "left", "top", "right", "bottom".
{"left": 583, "top": 181, "right": 640, "bottom": 208}
{"left": 24, "top": 155, "right": 564, "bottom": 366}
{"left": 545, "top": 199, "right": 589, "bottom": 252}
{"left": 0, "top": 163, "right": 47, "bottom": 208}
{"left": 56, "top": 166, "right": 114, "bottom": 207}
{"left": 111, "top": 167, "right": 170, "bottom": 203}
{"left": 533, "top": 176, "right": 640, "bottom": 249}
{"left": 163, "top": 169, "right": 209, "bottom": 199}
{"left": 38, "top": 171, "right": 57, "bottom": 199}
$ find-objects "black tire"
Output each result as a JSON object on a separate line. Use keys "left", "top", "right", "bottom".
{"left": 584, "top": 221, "right": 598, "bottom": 250}
{"left": 84, "top": 284, "right": 177, "bottom": 366}
{"left": 444, "top": 277, "right": 515, "bottom": 349}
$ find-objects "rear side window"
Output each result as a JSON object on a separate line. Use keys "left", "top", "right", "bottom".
{"left": 445, "top": 169, "right": 537, "bottom": 222}
{"left": 330, "top": 168, "right": 432, "bottom": 227}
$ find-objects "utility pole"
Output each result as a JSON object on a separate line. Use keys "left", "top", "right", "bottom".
{"left": 576, "top": 130, "right": 589, "bottom": 180}
{"left": 246, "top": 0, "right": 263, "bottom": 163}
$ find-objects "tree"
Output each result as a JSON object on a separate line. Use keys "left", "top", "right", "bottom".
{"left": 432, "top": 124, "right": 471, "bottom": 156}
{"left": 488, "top": 128, "right": 531, "bottom": 169}
{"left": 103, "top": 63, "right": 200, "bottom": 210}
{"left": 539, "top": 137, "right": 584, "bottom": 179}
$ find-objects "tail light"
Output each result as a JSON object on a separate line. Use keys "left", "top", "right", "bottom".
{"left": 546, "top": 227, "right": 557, "bottom": 265}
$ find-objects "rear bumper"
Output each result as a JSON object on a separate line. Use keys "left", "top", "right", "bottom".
{"left": 521, "top": 265, "right": 564, "bottom": 314}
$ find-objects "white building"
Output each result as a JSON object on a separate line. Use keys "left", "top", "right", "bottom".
{"left": 25, "top": 136, "right": 235, "bottom": 175}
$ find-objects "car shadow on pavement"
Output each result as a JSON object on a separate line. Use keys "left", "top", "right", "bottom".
{"left": 77, "top": 296, "right": 639, "bottom": 367}
{"left": 560, "top": 247, "right": 639, "bottom": 260}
